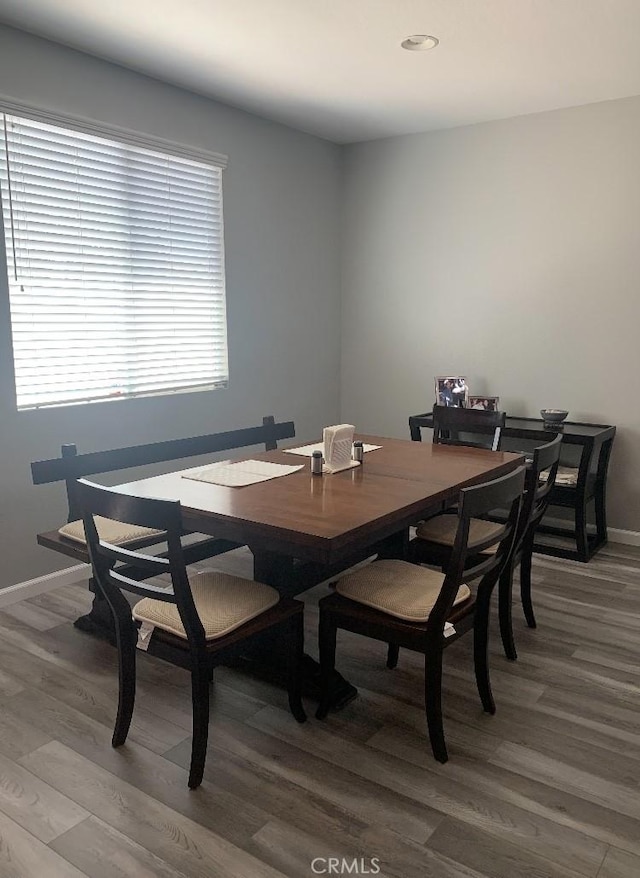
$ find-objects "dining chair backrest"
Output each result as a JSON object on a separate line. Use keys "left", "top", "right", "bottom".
{"left": 428, "top": 465, "right": 526, "bottom": 634}
{"left": 432, "top": 405, "right": 507, "bottom": 452}
{"left": 77, "top": 478, "right": 207, "bottom": 649}
{"left": 520, "top": 433, "right": 562, "bottom": 544}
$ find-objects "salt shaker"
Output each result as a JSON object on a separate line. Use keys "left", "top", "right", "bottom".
{"left": 353, "top": 441, "right": 364, "bottom": 463}
{"left": 311, "top": 450, "right": 324, "bottom": 475}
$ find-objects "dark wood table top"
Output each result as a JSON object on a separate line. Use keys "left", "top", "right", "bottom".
{"left": 114, "top": 435, "right": 523, "bottom": 566}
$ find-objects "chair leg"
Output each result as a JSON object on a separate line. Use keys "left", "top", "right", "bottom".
{"left": 498, "top": 563, "right": 517, "bottom": 661}
{"left": 424, "top": 648, "right": 447, "bottom": 763}
{"left": 520, "top": 534, "right": 536, "bottom": 629}
{"left": 386, "top": 644, "right": 400, "bottom": 669}
{"left": 287, "top": 612, "right": 307, "bottom": 723}
{"left": 316, "top": 607, "right": 337, "bottom": 720}
{"left": 474, "top": 587, "right": 496, "bottom": 715}
{"left": 112, "top": 621, "right": 137, "bottom": 748}
{"left": 188, "top": 662, "right": 211, "bottom": 790}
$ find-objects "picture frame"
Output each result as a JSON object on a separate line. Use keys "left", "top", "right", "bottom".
{"left": 468, "top": 395, "right": 500, "bottom": 412}
{"left": 435, "top": 376, "right": 468, "bottom": 408}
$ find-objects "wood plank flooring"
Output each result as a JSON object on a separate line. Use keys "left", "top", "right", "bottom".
{"left": 1, "top": 545, "right": 640, "bottom": 877}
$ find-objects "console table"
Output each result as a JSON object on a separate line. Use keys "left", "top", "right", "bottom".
{"left": 409, "top": 413, "right": 616, "bottom": 562}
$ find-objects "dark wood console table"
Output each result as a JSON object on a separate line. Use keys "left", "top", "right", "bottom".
{"left": 409, "top": 413, "right": 616, "bottom": 562}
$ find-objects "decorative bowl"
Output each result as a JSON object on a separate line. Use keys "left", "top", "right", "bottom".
{"left": 540, "top": 409, "right": 569, "bottom": 424}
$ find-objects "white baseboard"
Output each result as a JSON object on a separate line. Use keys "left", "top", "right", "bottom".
{"left": 0, "top": 563, "right": 89, "bottom": 609}
{"left": 608, "top": 528, "right": 640, "bottom": 547}
{"left": 540, "top": 515, "right": 640, "bottom": 548}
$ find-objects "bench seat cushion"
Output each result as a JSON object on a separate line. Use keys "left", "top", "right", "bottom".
{"left": 132, "top": 571, "right": 280, "bottom": 640}
{"left": 336, "top": 559, "right": 471, "bottom": 622}
{"left": 59, "top": 517, "right": 164, "bottom": 546}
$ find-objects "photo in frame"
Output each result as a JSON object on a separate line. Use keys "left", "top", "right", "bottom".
{"left": 434, "top": 376, "right": 468, "bottom": 407}
{"left": 468, "top": 395, "right": 500, "bottom": 412}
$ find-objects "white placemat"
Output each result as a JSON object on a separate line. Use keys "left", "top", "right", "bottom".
{"left": 283, "top": 442, "right": 382, "bottom": 457}
{"left": 182, "top": 460, "right": 304, "bottom": 487}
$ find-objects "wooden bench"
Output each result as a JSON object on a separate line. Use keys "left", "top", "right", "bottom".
{"left": 31, "top": 415, "right": 295, "bottom": 638}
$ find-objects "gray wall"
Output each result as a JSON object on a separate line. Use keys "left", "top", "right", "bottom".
{"left": 340, "top": 96, "right": 640, "bottom": 532}
{"left": 0, "top": 26, "right": 342, "bottom": 586}
{"left": 3, "top": 26, "right": 640, "bottom": 585}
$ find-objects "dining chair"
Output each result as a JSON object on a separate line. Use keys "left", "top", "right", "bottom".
{"left": 411, "top": 434, "right": 561, "bottom": 659}
{"left": 77, "top": 478, "right": 306, "bottom": 789}
{"left": 432, "top": 404, "right": 507, "bottom": 451}
{"left": 408, "top": 403, "right": 507, "bottom": 559}
{"left": 315, "top": 466, "right": 526, "bottom": 764}
{"left": 500, "top": 434, "right": 561, "bottom": 653}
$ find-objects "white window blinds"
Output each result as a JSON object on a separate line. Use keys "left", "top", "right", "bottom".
{"left": 0, "top": 111, "right": 228, "bottom": 410}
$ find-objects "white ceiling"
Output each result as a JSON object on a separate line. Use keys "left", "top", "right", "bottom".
{"left": 2, "top": 0, "right": 640, "bottom": 143}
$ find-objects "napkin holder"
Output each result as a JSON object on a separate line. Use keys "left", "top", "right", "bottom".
{"left": 323, "top": 424, "right": 358, "bottom": 474}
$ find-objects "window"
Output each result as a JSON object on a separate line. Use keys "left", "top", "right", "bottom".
{"left": 0, "top": 109, "right": 228, "bottom": 410}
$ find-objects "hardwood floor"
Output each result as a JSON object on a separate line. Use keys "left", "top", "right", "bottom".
{"left": 1, "top": 545, "right": 640, "bottom": 877}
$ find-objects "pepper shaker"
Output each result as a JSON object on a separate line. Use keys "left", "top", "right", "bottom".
{"left": 353, "top": 441, "right": 364, "bottom": 463}
{"left": 311, "top": 450, "right": 324, "bottom": 475}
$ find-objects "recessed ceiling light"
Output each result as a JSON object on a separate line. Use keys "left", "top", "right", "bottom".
{"left": 401, "top": 34, "right": 439, "bottom": 52}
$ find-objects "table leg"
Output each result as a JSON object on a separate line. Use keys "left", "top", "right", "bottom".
{"left": 575, "top": 500, "right": 590, "bottom": 562}
{"left": 253, "top": 551, "right": 297, "bottom": 596}
{"left": 376, "top": 527, "right": 410, "bottom": 561}
{"left": 594, "top": 486, "right": 608, "bottom": 550}
{"left": 250, "top": 548, "right": 358, "bottom": 710}
{"left": 594, "top": 438, "right": 614, "bottom": 553}
{"left": 74, "top": 577, "right": 117, "bottom": 644}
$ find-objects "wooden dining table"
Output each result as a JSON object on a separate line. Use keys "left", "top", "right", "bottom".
{"left": 104, "top": 435, "right": 523, "bottom": 707}
{"left": 112, "top": 434, "right": 524, "bottom": 595}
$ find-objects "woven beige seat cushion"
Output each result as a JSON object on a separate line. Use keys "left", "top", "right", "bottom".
{"left": 132, "top": 571, "right": 280, "bottom": 640}
{"left": 336, "top": 559, "right": 471, "bottom": 622}
{"left": 59, "top": 516, "right": 164, "bottom": 546}
{"left": 551, "top": 465, "right": 578, "bottom": 487}
{"left": 416, "top": 515, "right": 502, "bottom": 553}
